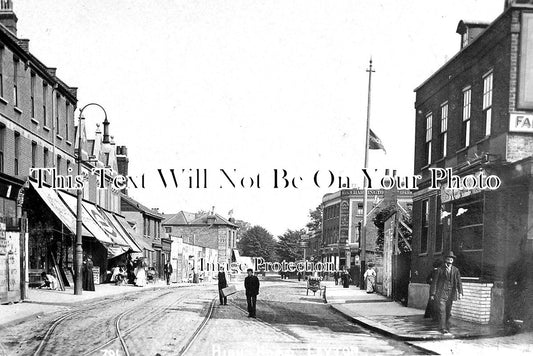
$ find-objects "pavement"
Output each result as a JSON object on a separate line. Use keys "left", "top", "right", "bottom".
{"left": 0, "top": 280, "right": 193, "bottom": 328}
{"left": 324, "top": 281, "right": 533, "bottom": 354}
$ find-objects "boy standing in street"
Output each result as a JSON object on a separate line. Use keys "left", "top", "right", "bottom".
{"left": 244, "top": 268, "right": 260, "bottom": 318}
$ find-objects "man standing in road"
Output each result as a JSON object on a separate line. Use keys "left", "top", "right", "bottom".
{"left": 244, "top": 268, "right": 260, "bottom": 318}
{"left": 218, "top": 266, "right": 228, "bottom": 305}
{"left": 164, "top": 259, "right": 173, "bottom": 285}
{"left": 430, "top": 251, "right": 463, "bottom": 334}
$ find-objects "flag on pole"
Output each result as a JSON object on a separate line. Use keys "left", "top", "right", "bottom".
{"left": 369, "top": 129, "right": 386, "bottom": 153}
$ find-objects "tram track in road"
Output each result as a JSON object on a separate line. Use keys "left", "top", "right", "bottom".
{"left": 178, "top": 297, "right": 217, "bottom": 356}
{"left": 82, "top": 289, "right": 196, "bottom": 356}
{"left": 32, "top": 288, "right": 176, "bottom": 356}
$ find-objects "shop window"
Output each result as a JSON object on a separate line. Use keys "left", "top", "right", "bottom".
{"left": 435, "top": 197, "right": 444, "bottom": 254}
{"left": 453, "top": 200, "right": 483, "bottom": 251}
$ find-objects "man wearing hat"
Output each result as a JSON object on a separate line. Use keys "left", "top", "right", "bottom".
{"left": 430, "top": 251, "right": 463, "bottom": 334}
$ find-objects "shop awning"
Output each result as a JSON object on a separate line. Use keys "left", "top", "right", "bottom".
{"left": 100, "top": 209, "right": 142, "bottom": 253}
{"left": 113, "top": 215, "right": 155, "bottom": 252}
{"left": 30, "top": 181, "right": 92, "bottom": 236}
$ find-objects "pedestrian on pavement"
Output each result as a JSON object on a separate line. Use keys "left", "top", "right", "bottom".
{"left": 333, "top": 271, "right": 339, "bottom": 285}
{"left": 82, "top": 255, "right": 95, "bottom": 291}
{"left": 244, "top": 268, "right": 260, "bottom": 318}
{"left": 430, "top": 251, "right": 463, "bottom": 334}
{"left": 164, "top": 260, "right": 173, "bottom": 285}
{"left": 424, "top": 259, "right": 442, "bottom": 320}
{"left": 341, "top": 269, "right": 351, "bottom": 288}
{"left": 218, "top": 266, "right": 228, "bottom": 305}
{"left": 363, "top": 264, "right": 376, "bottom": 293}
{"left": 134, "top": 259, "right": 147, "bottom": 287}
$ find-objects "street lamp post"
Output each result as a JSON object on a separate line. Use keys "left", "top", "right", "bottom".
{"left": 74, "top": 103, "right": 108, "bottom": 295}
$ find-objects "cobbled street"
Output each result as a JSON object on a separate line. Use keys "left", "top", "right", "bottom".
{"left": 0, "top": 281, "right": 425, "bottom": 356}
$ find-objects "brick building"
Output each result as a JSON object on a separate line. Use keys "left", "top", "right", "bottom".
{"left": 410, "top": 0, "right": 533, "bottom": 326}
{"left": 162, "top": 210, "right": 238, "bottom": 269}
{"left": 321, "top": 187, "right": 412, "bottom": 288}
{"left": 120, "top": 194, "right": 167, "bottom": 278}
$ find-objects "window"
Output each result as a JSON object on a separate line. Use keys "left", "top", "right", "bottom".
{"left": 425, "top": 112, "right": 432, "bottom": 165}
{"left": 165, "top": 226, "right": 171, "bottom": 233}
{"left": 55, "top": 94, "right": 60, "bottom": 135}
{"left": 453, "top": 200, "right": 483, "bottom": 251}
{"left": 483, "top": 71, "right": 493, "bottom": 137}
{"left": 56, "top": 155, "right": 61, "bottom": 175}
{"left": 43, "top": 83, "right": 48, "bottom": 126}
{"left": 0, "top": 47, "right": 4, "bottom": 98}
{"left": 13, "top": 58, "right": 18, "bottom": 107}
{"left": 440, "top": 103, "right": 448, "bottom": 159}
{"left": 435, "top": 196, "right": 443, "bottom": 254}
{"left": 67, "top": 160, "right": 71, "bottom": 175}
{"left": 462, "top": 87, "right": 471, "bottom": 147}
{"left": 30, "top": 73, "right": 35, "bottom": 118}
{"left": 357, "top": 203, "right": 363, "bottom": 215}
{"left": 420, "top": 199, "right": 429, "bottom": 254}
{"left": 65, "top": 102, "right": 70, "bottom": 140}
{"left": 31, "top": 142, "right": 37, "bottom": 178}
{"left": 0, "top": 125, "right": 4, "bottom": 173}
{"left": 14, "top": 132, "right": 19, "bottom": 175}
{"left": 43, "top": 148, "right": 49, "bottom": 182}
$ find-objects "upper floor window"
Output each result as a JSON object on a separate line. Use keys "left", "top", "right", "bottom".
{"left": 13, "top": 58, "right": 18, "bottom": 107}
{"left": 425, "top": 112, "right": 432, "bottom": 165}
{"left": 14, "top": 131, "right": 19, "bottom": 175}
{"left": 65, "top": 102, "right": 70, "bottom": 141}
{"left": 0, "top": 125, "right": 4, "bottom": 173}
{"left": 440, "top": 103, "right": 448, "bottom": 159}
{"left": 31, "top": 141, "right": 37, "bottom": 178}
{"left": 30, "top": 72, "right": 36, "bottom": 118}
{"left": 43, "top": 147, "right": 49, "bottom": 183}
{"left": 483, "top": 71, "right": 493, "bottom": 137}
{"left": 462, "top": 87, "right": 471, "bottom": 147}
{"left": 55, "top": 94, "right": 60, "bottom": 135}
{"left": 0, "top": 47, "right": 4, "bottom": 98}
{"left": 43, "top": 83, "right": 48, "bottom": 126}
{"left": 357, "top": 203, "right": 363, "bottom": 215}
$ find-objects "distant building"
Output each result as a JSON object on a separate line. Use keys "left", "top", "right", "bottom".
{"left": 162, "top": 210, "right": 238, "bottom": 268}
{"left": 410, "top": 1, "right": 533, "bottom": 326}
{"left": 321, "top": 185, "right": 412, "bottom": 290}
{"left": 120, "top": 194, "right": 168, "bottom": 278}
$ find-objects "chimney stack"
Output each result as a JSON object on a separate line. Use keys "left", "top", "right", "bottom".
{"left": 102, "top": 118, "right": 110, "bottom": 143}
{"left": 0, "top": 0, "right": 17, "bottom": 36}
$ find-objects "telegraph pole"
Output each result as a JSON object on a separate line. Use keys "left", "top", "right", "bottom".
{"left": 360, "top": 58, "right": 375, "bottom": 289}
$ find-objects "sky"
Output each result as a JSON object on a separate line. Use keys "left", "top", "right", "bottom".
{"left": 14, "top": 0, "right": 503, "bottom": 236}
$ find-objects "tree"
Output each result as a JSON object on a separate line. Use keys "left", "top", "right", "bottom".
{"left": 237, "top": 225, "right": 277, "bottom": 261}
{"left": 373, "top": 204, "right": 412, "bottom": 254}
{"left": 276, "top": 229, "right": 305, "bottom": 262}
{"left": 306, "top": 205, "right": 323, "bottom": 236}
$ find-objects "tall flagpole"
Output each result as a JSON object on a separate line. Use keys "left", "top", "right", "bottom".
{"left": 361, "top": 58, "right": 374, "bottom": 290}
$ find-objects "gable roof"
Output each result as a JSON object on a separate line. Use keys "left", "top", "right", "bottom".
{"left": 189, "top": 212, "right": 238, "bottom": 228}
{"left": 162, "top": 211, "right": 196, "bottom": 225}
{"left": 120, "top": 193, "right": 164, "bottom": 220}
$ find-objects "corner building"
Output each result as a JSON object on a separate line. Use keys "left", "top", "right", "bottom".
{"left": 410, "top": 1, "right": 533, "bottom": 326}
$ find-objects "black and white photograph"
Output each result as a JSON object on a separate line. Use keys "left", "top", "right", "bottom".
{"left": 0, "top": 0, "right": 533, "bottom": 355}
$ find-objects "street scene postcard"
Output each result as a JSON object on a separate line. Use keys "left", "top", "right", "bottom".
{"left": 1, "top": 0, "right": 533, "bottom": 355}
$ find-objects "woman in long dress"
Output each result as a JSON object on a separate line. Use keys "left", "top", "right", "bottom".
{"left": 82, "top": 256, "right": 95, "bottom": 291}
{"left": 364, "top": 265, "right": 376, "bottom": 293}
{"left": 134, "top": 260, "right": 147, "bottom": 287}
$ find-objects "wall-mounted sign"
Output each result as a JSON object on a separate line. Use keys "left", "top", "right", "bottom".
{"left": 509, "top": 113, "right": 533, "bottom": 133}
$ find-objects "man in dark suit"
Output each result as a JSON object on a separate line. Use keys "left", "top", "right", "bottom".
{"left": 163, "top": 260, "right": 173, "bottom": 285}
{"left": 430, "top": 252, "right": 463, "bottom": 334}
{"left": 244, "top": 268, "right": 260, "bottom": 318}
{"left": 218, "top": 266, "right": 228, "bottom": 305}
